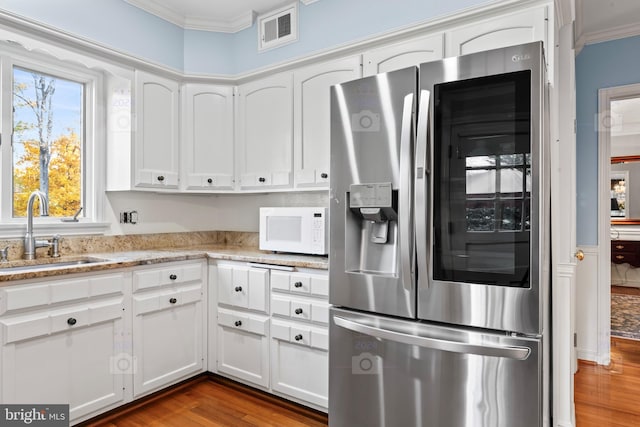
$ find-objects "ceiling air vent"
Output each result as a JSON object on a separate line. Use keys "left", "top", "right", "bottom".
{"left": 258, "top": 3, "right": 298, "bottom": 51}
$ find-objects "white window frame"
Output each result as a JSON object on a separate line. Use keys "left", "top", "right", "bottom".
{"left": 0, "top": 44, "right": 108, "bottom": 238}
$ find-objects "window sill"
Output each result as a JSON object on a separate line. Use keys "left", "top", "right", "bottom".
{"left": 0, "top": 221, "right": 110, "bottom": 239}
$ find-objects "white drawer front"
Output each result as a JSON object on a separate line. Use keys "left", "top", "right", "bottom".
{"left": 0, "top": 273, "right": 126, "bottom": 314}
{"left": 217, "top": 307, "right": 268, "bottom": 336}
{"left": 133, "top": 261, "right": 203, "bottom": 291}
{"left": 270, "top": 270, "right": 328, "bottom": 297}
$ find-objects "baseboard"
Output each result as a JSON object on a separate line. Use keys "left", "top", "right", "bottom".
{"left": 76, "top": 373, "right": 209, "bottom": 426}
{"left": 207, "top": 373, "right": 328, "bottom": 423}
{"left": 76, "top": 371, "right": 328, "bottom": 426}
{"left": 576, "top": 349, "right": 599, "bottom": 363}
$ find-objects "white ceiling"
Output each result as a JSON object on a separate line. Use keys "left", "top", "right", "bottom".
{"left": 124, "top": 0, "right": 315, "bottom": 32}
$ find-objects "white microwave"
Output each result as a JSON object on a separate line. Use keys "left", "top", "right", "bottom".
{"left": 259, "top": 207, "right": 328, "bottom": 255}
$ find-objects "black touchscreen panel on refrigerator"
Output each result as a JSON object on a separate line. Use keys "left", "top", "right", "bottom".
{"left": 433, "top": 71, "right": 531, "bottom": 288}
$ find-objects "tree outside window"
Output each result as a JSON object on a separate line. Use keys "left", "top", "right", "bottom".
{"left": 12, "top": 67, "right": 83, "bottom": 218}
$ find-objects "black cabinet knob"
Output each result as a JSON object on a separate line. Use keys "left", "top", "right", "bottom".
{"left": 294, "top": 281, "right": 303, "bottom": 288}
{"left": 169, "top": 298, "right": 177, "bottom": 304}
{"left": 320, "top": 172, "right": 328, "bottom": 179}
{"left": 169, "top": 274, "right": 177, "bottom": 280}
{"left": 157, "top": 175, "right": 165, "bottom": 182}
{"left": 294, "top": 308, "right": 303, "bottom": 315}
{"left": 294, "top": 334, "right": 303, "bottom": 341}
{"left": 258, "top": 177, "right": 266, "bottom": 183}
{"left": 234, "top": 320, "right": 242, "bottom": 327}
{"left": 67, "top": 318, "right": 77, "bottom": 326}
{"left": 235, "top": 286, "right": 243, "bottom": 292}
{"left": 207, "top": 178, "right": 213, "bottom": 184}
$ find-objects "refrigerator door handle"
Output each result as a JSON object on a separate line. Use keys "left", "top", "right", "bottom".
{"left": 399, "top": 93, "right": 415, "bottom": 290}
{"left": 415, "top": 89, "right": 430, "bottom": 290}
{"left": 333, "top": 315, "right": 531, "bottom": 360}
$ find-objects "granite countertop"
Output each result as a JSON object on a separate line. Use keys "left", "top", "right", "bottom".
{"left": 0, "top": 245, "right": 328, "bottom": 284}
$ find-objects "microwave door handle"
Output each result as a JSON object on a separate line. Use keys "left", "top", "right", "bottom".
{"left": 415, "top": 89, "right": 430, "bottom": 290}
{"left": 399, "top": 93, "right": 415, "bottom": 291}
{"left": 333, "top": 315, "right": 531, "bottom": 360}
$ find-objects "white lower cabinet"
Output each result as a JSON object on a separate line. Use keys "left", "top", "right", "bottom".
{"left": 271, "top": 319, "right": 328, "bottom": 408}
{"left": 213, "top": 261, "right": 270, "bottom": 388}
{"left": 131, "top": 261, "right": 206, "bottom": 398}
{"left": 0, "top": 272, "right": 130, "bottom": 425}
{"left": 210, "top": 260, "right": 329, "bottom": 411}
{"left": 216, "top": 307, "right": 270, "bottom": 388}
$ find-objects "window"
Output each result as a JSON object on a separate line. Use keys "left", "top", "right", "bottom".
{"left": 12, "top": 67, "right": 84, "bottom": 218}
{"left": 0, "top": 46, "right": 105, "bottom": 236}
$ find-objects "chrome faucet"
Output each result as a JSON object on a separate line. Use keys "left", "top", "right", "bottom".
{"left": 23, "top": 190, "right": 50, "bottom": 260}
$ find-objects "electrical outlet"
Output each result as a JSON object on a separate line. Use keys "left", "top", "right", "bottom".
{"left": 119, "top": 210, "right": 139, "bottom": 224}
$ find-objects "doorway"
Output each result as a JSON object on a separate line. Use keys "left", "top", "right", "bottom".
{"left": 598, "top": 84, "right": 640, "bottom": 358}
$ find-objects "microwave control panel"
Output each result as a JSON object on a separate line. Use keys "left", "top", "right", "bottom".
{"left": 312, "top": 211, "right": 327, "bottom": 253}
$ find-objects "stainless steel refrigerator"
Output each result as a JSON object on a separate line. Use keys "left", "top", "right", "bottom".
{"left": 329, "top": 42, "right": 550, "bottom": 427}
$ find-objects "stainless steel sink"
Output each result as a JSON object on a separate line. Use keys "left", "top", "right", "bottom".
{"left": 0, "top": 257, "right": 109, "bottom": 273}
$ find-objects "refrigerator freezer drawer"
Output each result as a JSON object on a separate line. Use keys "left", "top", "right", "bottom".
{"left": 329, "top": 307, "right": 542, "bottom": 427}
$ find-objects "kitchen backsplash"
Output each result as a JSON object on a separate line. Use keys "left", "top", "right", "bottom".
{"left": 0, "top": 231, "right": 259, "bottom": 261}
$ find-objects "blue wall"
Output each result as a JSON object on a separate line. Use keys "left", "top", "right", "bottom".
{"left": 575, "top": 35, "right": 640, "bottom": 245}
{"left": 0, "top": 0, "right": 491, "bottom": 74}
{"left": 0, "top": 0, "right": 184, "bottom": 70}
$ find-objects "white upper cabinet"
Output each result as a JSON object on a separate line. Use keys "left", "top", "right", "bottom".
{"left": 181, "top": 84, "right": 235, "bottom": 191}
{"left": 363, "top": 33, "right": 444, "bottom": 76}
{"left": 446, "top": 6, "right": 549, "bottom": 59}
{"left": 134, "top": 70, "right": 180, "bottom": 190}
{"left": 237, "top": 73, "right": 293, "bottom": 190}
{"left": 293, "top": 55, "right": 361, "bottom": 188}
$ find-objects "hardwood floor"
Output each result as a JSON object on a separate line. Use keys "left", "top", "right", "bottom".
{"left": 81, "top": 376, "right": 328, "bottom": 427}
{"left": 81, "top": 340, "right": 640, "bottom": 427}
{"left": 575, "top": 337, "right": 640, "bottom": 426}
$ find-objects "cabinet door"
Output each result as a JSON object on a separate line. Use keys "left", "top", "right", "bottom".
{"left": 362, "top": 33, "right": 444, "bottom": 76}
{"left": 293, "top": 56, "right": 361, "bottom": 187}
{"left": 446, "top": 7, "right": 548, "bottom": 57}
{"left": 271, "top": 319, "right": 328, "bottom": 408}
{"left": 0, "top": 298, "right": 126, "bottom": 422}
{"left": 182, "top": 84, "right": 235, "bottom": 191}
{"left": 132, "top": 285, "right": 204, "bottom": 397}
{"left": 237, "top": 73, "right": 293, "bottom": 190}
{"left": 217, "top": 265, "right": 268, "bottom": 313}
{"left": 134, "top": 70, "right": 180, "bottom": 189}
{"left": 217, "top": 307, "right": 269, "bottom": 388}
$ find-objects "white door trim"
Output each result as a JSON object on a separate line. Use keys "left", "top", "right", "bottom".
{"left": 597, "top": 82, "right": 640, "bottom": 364}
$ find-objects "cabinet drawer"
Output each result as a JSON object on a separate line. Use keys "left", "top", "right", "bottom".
{"left": 217, "top": 265, "right": 268, "bottom": 313}
{"left": 1, "top": 298, "right": 124, "bottom": 344}
{"left": 271, "top": 318, "right": 328, "bottom": 351}
{"left": 133, "top": 284, "right": 202, "bottom": 316}
{"left": 271, "top": 294, "right": 329, "bottom": 325}
{"left": 270, "top": 271, "right": 328, "bottom": 297}
{"left": 0, "top": 273, "right": 126, "bottom": 314}
{"left": 612, "top": 252, "right": 639, "bottom": 265}
{"left": 133, "top": 261, "right": 203, "bottom": 291}
{"left": 217, "top": 307, "right": 268, "bottom": 336}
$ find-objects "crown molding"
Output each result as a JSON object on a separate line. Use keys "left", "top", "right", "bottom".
{"left": 184, "top": 11, "right": 256, "bottom": 32}
{"left": 124, "top": 0, "right": 258, "bottom": 33}
{"left": 576, "top": 21, "right": 640, "bottom": 53}
{"left": 124, "top": 0, "right": 185, "bottom": 27}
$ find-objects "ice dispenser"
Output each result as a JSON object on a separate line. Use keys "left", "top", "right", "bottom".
{"left": 345, "top": 183, "right": 399, "bottom": 276}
